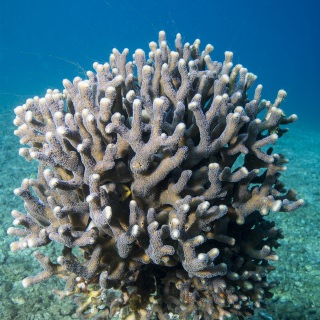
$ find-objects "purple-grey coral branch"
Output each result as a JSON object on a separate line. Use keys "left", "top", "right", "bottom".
{"left": 9, "top": 31, "right": 304, "bottom": 319}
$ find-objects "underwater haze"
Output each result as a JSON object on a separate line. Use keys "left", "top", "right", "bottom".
{"left": 0, "top": 0, "right": 319, "bottom": 319}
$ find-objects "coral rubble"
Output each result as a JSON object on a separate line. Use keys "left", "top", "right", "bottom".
{"left": 8, "top": 31, "right": 304, "bottom": 319}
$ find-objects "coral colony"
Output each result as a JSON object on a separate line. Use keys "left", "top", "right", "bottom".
{"left": 9, "top": 31, "right": 303, "bottom": 319}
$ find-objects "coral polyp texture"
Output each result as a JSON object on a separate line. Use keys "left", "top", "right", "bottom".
{"left": 9, "top": 31, "right": 304, "bottom": 319}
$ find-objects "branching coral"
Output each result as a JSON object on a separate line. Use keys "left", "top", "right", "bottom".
{"left": 8, "top": 31, "right": 304, "bottom": 319}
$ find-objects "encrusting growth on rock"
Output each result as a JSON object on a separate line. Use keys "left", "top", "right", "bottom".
{"left": 9, "top": 31, "right": 304, "bottom": 319}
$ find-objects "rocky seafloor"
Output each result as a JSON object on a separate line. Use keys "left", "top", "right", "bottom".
{"left": 0, "top": 108, "right": 319, "bottom": 320}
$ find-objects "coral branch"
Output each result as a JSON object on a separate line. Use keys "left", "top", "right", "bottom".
{"left": 9, "top": 30, "right": 303, "bottom": 319}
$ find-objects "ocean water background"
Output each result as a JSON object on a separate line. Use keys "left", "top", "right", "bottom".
{"left": 0, "top": 0, "right": 319, "bottom": 319}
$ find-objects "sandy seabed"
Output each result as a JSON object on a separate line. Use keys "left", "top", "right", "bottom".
{"left": 0, "top": 107, "right": 319, "bottom": 320}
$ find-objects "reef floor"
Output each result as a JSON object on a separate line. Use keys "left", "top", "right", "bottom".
{"left": 0, "top": 108, "right": 319, "bottom": 320}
